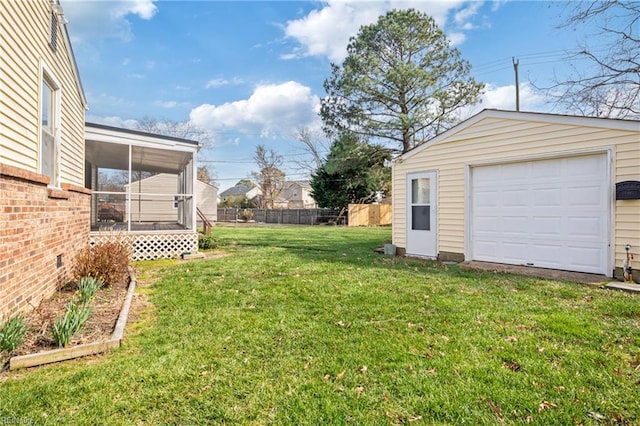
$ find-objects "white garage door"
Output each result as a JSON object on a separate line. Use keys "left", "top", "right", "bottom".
{"left": 471, "top": 154, "right": 609, "bottom": 275}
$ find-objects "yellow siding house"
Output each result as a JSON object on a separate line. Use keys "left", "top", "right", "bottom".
{"left": 0, "top": 0, "right": 90, "bottom": 316}
{"left": 392, "top": 109, "right": 639, "bottom": 281}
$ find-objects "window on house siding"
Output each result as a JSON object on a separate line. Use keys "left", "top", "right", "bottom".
{"left": 41, "top": 76, "right": 58, "bottom": 185}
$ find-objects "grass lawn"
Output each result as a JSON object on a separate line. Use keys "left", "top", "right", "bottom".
{"left": 1, "top": 225, "right": 639, "bottom": 424}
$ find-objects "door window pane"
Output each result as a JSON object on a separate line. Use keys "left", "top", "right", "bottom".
{"left": 412, "top": 178, "right": 430, "bottom": 204}
{"left": 412, "top": 206, "right": 430, "bottom": 230}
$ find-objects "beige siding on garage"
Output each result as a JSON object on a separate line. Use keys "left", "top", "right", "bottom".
{"left": 0, "top": 0, "right": 85, "bottom": 185}
{"left": 197, "top": 181, "right": 218, "bottom": 222}
{"left": 615, "top": 140, "right": 640, "bottom": 261}
{"left": 393, "top": 111, "right": 640, "bottom": 272}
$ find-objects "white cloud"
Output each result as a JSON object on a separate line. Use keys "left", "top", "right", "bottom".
{"left": 154, "top": 100, "right": 177, "bottom": 108}
{"left": 463, "top": 83, "right": 547, "bottom": 117}
{"left": 205, "top": 77, "right": 244, "bottom": 89}
{"left": 454, "top": 1, "right": 483, "bottom": 25}
{"left": 86, "top": 114, "right": 138, "bottom": 129}
{"left": 154, "top": 100, "right": 190, "bottom": 109}
{"left": 481, "top": 83, "right": 546, "bottom": 110}
{"left": 279, "top": 53, "right": 298, "bottom": 61}
{"left": 491, "top": 0, "right": 509, "bottom": 12}
{"left": 61, "top": 0, "right": 157, "bottom": 42}
{"left": 282, "top": 0, "right": 468, "bottom": 62}
{"left": 86, "top": 92, "right": 133, "bottom": 108}
{"left": 190, "top": 81, "right": 321, "bottom": 140}
{"left": 206, "top": 78, "right": 228, "bottom": 89}
{"left": 447, "top": 32, "right": 467, "bottom": 46}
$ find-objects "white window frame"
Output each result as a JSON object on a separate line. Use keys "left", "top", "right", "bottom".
{"left": 39, "top": 60, "right": 62, "bottom": 188}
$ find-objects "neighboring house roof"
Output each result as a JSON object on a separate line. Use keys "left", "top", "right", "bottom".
{"left": 220, "top": 183, "right": 261, "bottom": 198}
{"left": 399, "top": 109, "right": 640, "bottom": 161}
{"left": 285, "top": 180, "right": 312, "bottom": 190}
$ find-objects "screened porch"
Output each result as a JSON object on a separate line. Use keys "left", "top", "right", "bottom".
{"left": 85, "top": 123, "right": 200, "bottom": 260}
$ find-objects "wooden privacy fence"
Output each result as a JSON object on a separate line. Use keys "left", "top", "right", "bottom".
{"left": 217, "top": 208, "right": 346, "bottom": 225}
{"left": 348, "top": 204, "right": 392, "bottom": 227}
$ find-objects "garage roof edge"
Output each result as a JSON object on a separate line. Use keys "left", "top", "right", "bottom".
{"left": 397, "top": 109, "right": 640, "bottom": 162}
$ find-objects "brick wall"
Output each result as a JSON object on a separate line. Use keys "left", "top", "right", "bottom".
{"left": 0, "top": 165, "right": 91, "bottom": 317}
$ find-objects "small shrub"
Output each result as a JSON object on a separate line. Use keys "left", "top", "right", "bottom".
{"left": 241, "top": 208, "right": 254, "bottom": 221}
{"left": 74, "top": 238, "right": 131, "bottom": 286}
{"left": 198, "top": 234, "right": 217, "bottom": 250}
{"left": 52, "top": 301, "right": 92, "bottom": 348}
{"left": 77, "top": 276, "right": 102, "bottom": 305}
{"left": 0, "top": 314, "right": 28, "bottom": 353}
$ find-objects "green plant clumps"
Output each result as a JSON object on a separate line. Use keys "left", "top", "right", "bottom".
{"left": 73, "top": 239, "right": 131, "bottom": 286}
{"left": 76, "top": 276, "right": 103, "bottom": 306}
{"left": 52, "top": 276, "right": 102, "bottom": 348}
{"left": 198, "top": 234, "right": 217, "bottom": 250}
{"left": 0, "top": 314, "right": 27, "bottom": 353}
{"left": 52, "top": 301, "right": 92, "bottom": 348}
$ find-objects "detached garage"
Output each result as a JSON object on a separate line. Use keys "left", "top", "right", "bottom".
{"left": 392, "top": 110, "right": 640, "bottom": 280}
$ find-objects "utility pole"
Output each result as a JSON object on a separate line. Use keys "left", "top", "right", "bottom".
{"left": 512, "top": 57, "right": 520, "bottom": 111}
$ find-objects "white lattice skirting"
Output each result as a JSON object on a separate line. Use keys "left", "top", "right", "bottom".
{"left": 90, "top": 232, "right": 199, "bottom": 261}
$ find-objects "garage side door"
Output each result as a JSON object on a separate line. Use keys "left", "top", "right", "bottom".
{"left": 471, "top": 154, "right": 609, "bottom": 274}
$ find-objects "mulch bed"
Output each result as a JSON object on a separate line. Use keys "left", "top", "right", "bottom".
{"left": 3, "top": 252, "right": 225, "bottom": 367}
{"left": 11, "top": 279, "right": 129, "bottom": 358}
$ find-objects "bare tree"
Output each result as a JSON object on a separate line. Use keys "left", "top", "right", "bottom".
{"left": 131, "top": 116, "right": 217, "bottom": 186}
{"left": 291, "top": 127, "right": 330, "bottom": 174}
{"left": 251, "top": 145, "right": 285, "bottom": 209}
{"left": 544, "top": 1, "right": 639, "bottom": 118}
{"left": 135, "top": 116, "right": 212, "bottom": 143}
{"left": 197, "top": 165, "right": 216, "bottom": 186}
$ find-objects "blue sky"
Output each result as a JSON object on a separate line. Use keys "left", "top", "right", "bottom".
{"left": 61, "top": 0, "right": 602, "bottom": 190}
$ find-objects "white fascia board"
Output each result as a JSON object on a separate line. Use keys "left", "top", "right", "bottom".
{"left": 397, "top": 109, "right": 640, "bottom": 163}
{"left": 85, "top": 127, "right": 198, "bottom": 153}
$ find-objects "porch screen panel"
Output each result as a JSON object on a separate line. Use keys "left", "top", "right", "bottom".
{"left": 177, "top": 169, "right": 185, "bottom": 226}
{"left": 179, "top": 159, "right": 194, "bottom": 230}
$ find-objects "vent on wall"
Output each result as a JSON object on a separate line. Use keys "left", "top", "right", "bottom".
{"left": 49, "top": 11, "right": 58, "bottom": 52}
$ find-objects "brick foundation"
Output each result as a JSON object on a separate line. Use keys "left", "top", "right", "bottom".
{"left": 0, "top": 165, "right": 91, "bottom": 317}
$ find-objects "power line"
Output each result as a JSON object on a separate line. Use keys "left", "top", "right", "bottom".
{"left": 471, "top": 45, "right": 612, "bottom": 77}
